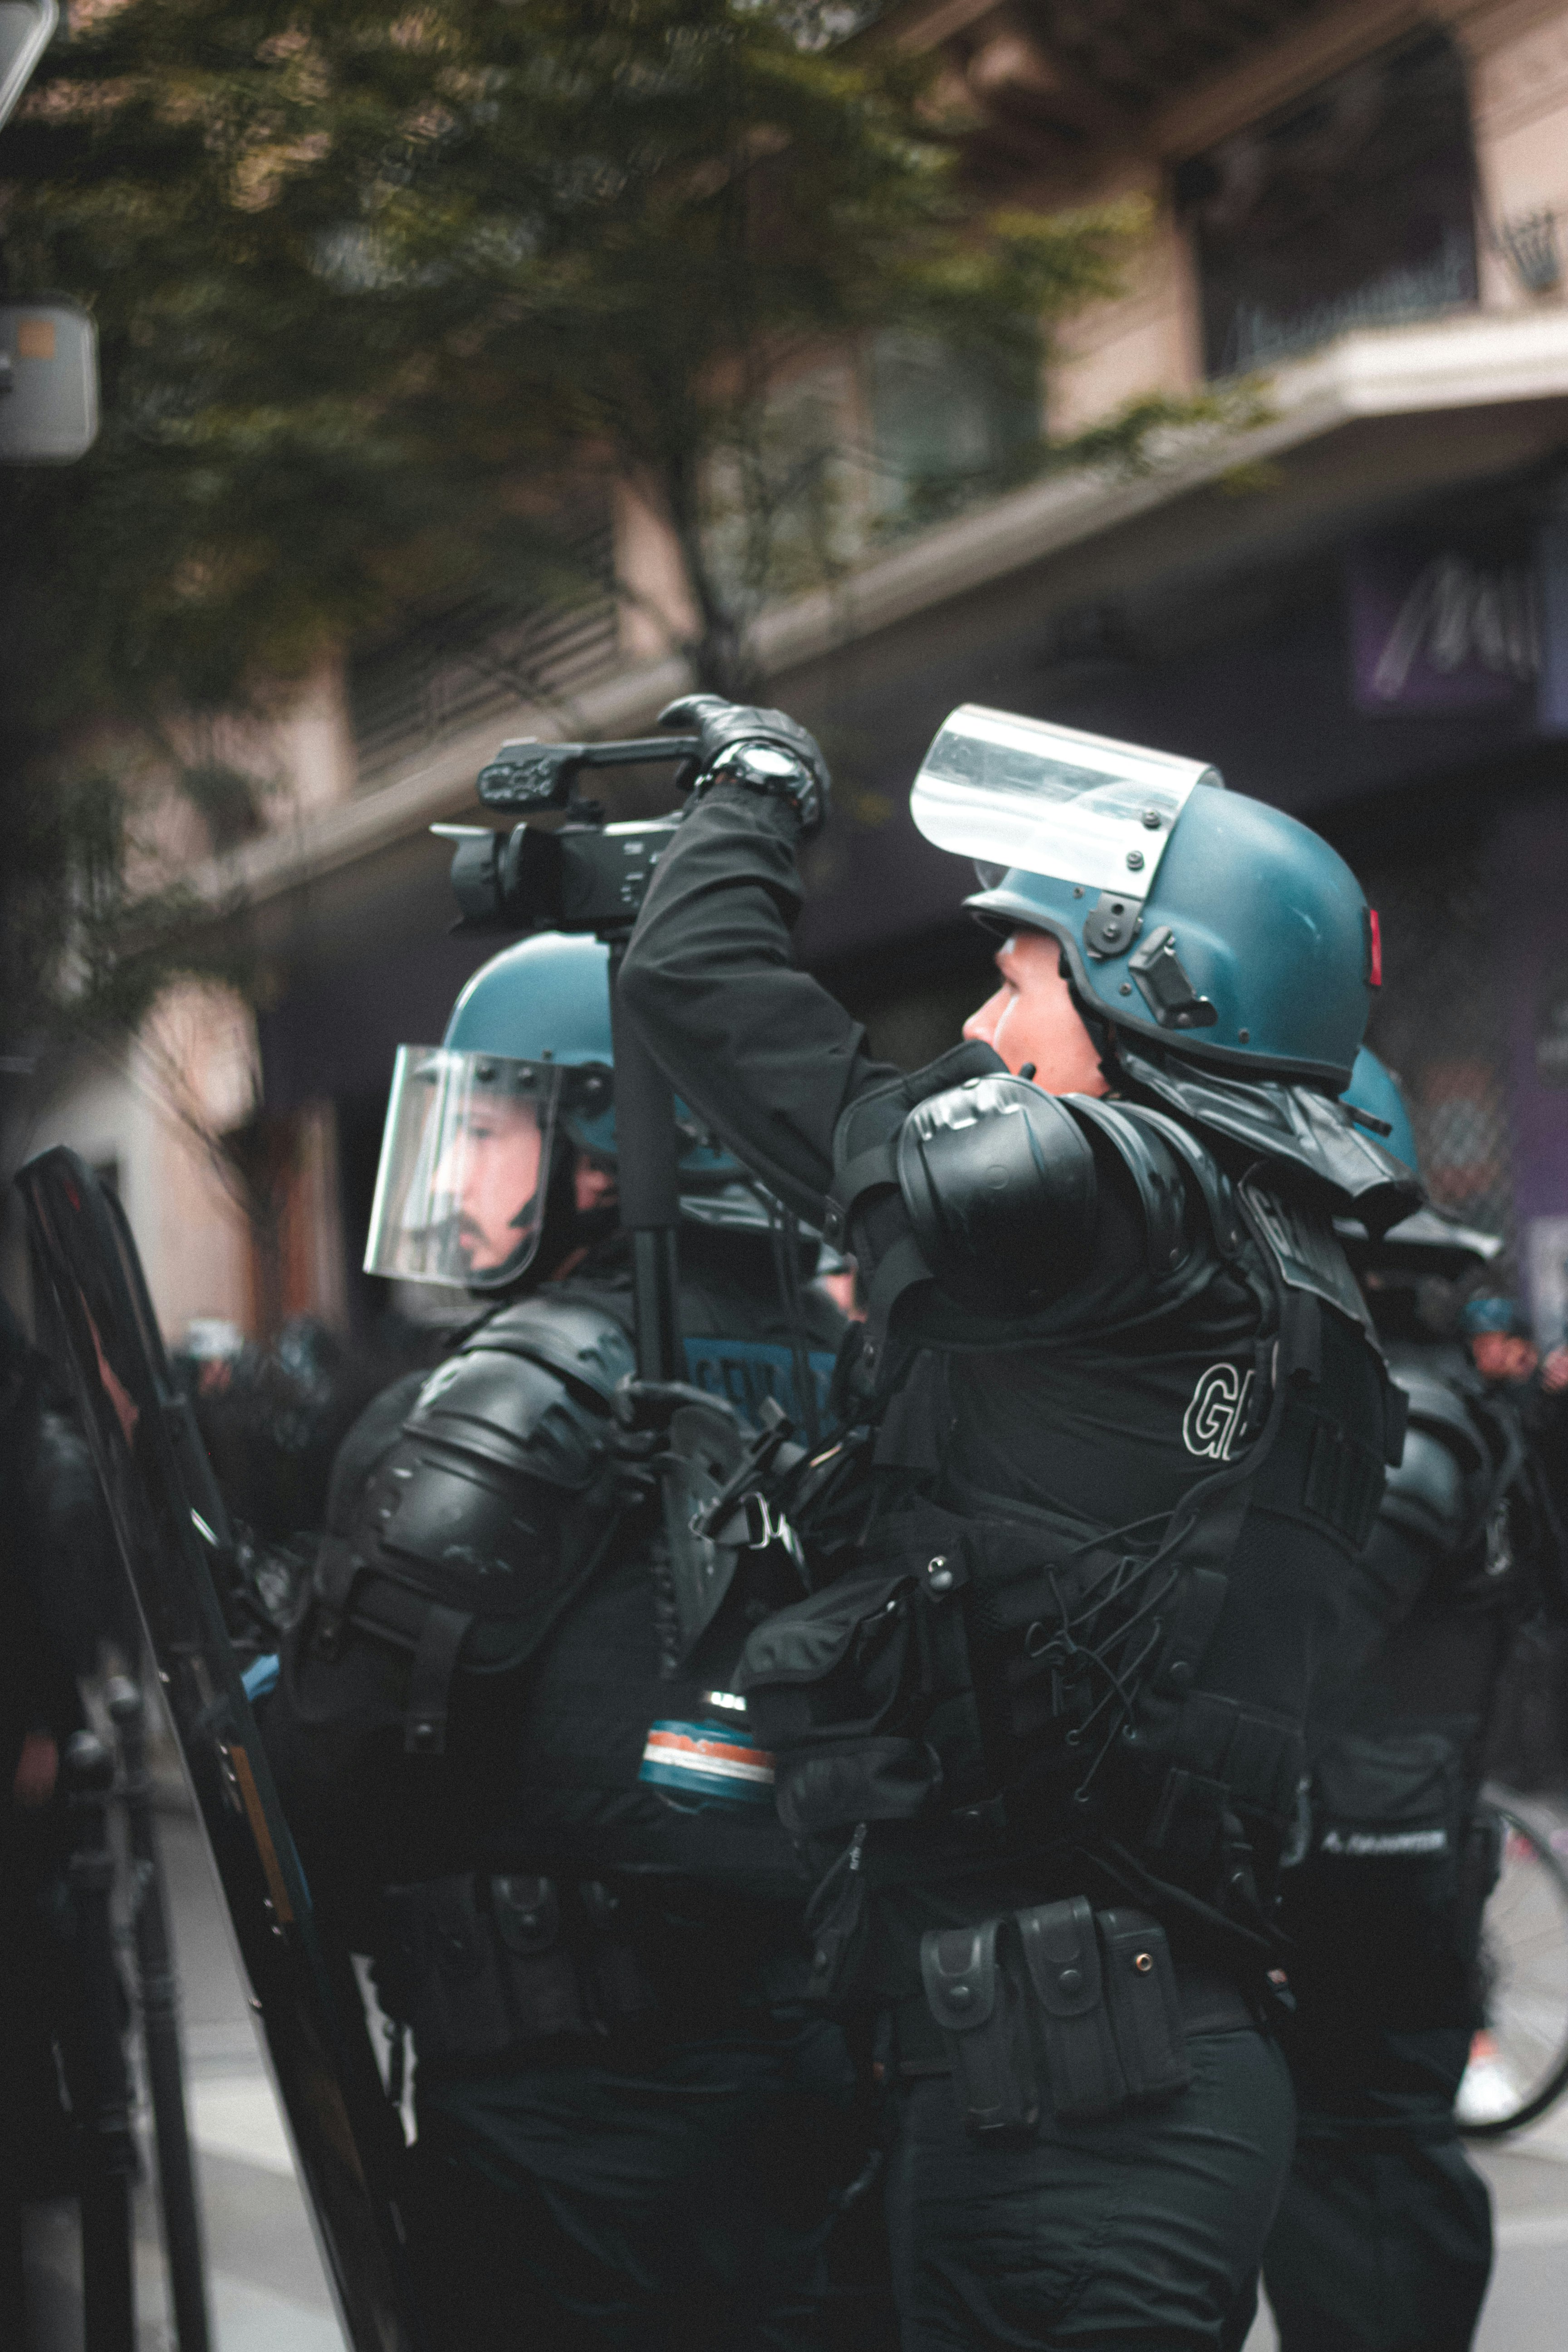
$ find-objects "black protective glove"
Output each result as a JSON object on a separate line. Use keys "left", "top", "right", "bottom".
{"left": 658, "top": 694, "right": 831, "bottom": 839}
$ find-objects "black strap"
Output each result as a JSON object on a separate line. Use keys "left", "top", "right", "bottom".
{"left": 823, "top": 1137, "right": 901, "bottom": 1248}
{"left": 310, "top": 1533, "right": 362, "bottom": 1659}
{"left": 859, "top": 1233, "right": 936, "bottom": 1382}
{"left": 403, "top": 1603, "right": 474, "bottom": 1756}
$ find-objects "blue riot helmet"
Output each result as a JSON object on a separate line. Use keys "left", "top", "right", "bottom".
{"left": 911, "top": 707, "right": 1377, "bottom": 1089}
{"left": 1460, "top": 1296, "right": 1526, "bottom": 1338}
{"left": 1344, "top": 1045, "right": 1419, "bottom": 1173}
{"left": 365, "top": 931, "right": 745, "bottom": 1293}
{"left": 1337, "top": 1047, "right": 1501, "bottom": 1280}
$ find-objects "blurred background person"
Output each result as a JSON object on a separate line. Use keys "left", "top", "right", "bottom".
{"left": 1262, "top": 1054, "right": 1568, "bottom": 2352}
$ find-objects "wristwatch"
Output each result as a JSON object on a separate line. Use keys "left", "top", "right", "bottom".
{"left": 699, "top": 740, "right": 828, "bottom": 839}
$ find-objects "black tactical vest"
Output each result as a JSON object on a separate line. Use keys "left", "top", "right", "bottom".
{"left": 738, "top": 1081, "right": 1406, "bottom": 1993}
{"left": 266, "top": 1252, "right": 838, "bottom": 1909}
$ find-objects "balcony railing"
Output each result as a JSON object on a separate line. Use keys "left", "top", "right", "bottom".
{"left": 349, "top": 523, "right": 619, "bottom": 790}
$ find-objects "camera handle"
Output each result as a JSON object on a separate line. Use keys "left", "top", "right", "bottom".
{"left": 477, "top": 734, "right": 702, "bottom": 814}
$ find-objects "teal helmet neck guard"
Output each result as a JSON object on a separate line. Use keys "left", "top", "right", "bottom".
{"left": 912, "top": 706, "right": 1377, "bottom": 1090}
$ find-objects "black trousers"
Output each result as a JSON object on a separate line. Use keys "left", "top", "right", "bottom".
{"left": 1263, "top": 1840, "right": 1494, "bottom": 2352}
{"left": 885, "top": 2024, "right": 1294, "bottom": 2351}
{"left": 1262, "top": 2023, "right": 1492, "bottom": 2352}
{"left": 408, "top": 2014, "right": 862, "bottom": 2352}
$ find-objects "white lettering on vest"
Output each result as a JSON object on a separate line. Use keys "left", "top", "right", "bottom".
{"left": 1181, "top": 1362, "right": 1255, "bottom": 1461}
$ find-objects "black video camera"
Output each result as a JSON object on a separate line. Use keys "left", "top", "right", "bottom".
{"left": 438, "top": 730, "right": 701, "bottom": 937}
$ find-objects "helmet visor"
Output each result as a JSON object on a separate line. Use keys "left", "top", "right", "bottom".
{"left": 364, "top": 1047, "right": 562, "bottom": 1291}
{"left": 911, "top": 705, "right": 1222, "bottom": 896}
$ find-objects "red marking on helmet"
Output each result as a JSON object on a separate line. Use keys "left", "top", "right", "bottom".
{"left": 1367, "top": 909, "right": 1382, "bottom": 989}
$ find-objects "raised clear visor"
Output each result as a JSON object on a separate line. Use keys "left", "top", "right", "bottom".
{"left": 365, "top": 1046, "right": 562, "bottom": 1291}
{"left": 911, "top": 706, "right": 1223, "bottom": 893}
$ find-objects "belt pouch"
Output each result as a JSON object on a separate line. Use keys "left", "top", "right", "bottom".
{"left": 490, "top": 1875, "right": 586, "bottom": 2038}
{"left": 1095, "top": 1908, "right": 1191, "bottom": 2105}
{"left": 383, "top": 1876, "right": 513, "bottom": 2061}
{"left": 919, "top": 1917, "right": 1039, "bottom": 2137}
{"left": 578, "top": 1882, "right": 658, "bottom": 2027}
{"left": 1015, "top": 1896, "right": 1128, "bottom": 2124}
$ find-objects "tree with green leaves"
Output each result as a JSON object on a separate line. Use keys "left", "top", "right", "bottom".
{"left": 0, "top": 0, "right": 1227, "bottom": 1100}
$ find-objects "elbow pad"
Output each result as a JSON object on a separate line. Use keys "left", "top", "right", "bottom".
{"left": 897, "top": 1076, "right": 1099, "bottom": 1314}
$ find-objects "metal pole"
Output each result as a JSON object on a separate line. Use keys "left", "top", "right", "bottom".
{"left": 64, "top": 1730, "right": 136, "bottom": 2352}
{"left": 106, "top": 1678, "right": 212, "bottom": 2352}
{"left": 608, "top": 943, "right": 682, "bottom": 1383}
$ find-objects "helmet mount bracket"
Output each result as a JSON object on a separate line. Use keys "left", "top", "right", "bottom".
{"left": 1082, "top": 892, "right": 1143, "bottom": 960}
{"left": 1128, "top": 927, "right": 1219, "bottom": 1032}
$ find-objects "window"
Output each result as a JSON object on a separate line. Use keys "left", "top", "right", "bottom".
{"left": 867, "top": 332, "right": 1040, "bottom": 532}
{"left": 348, "top": 517, "right": 618, "bottom": 791}
{"left": 1176, "top": 32, "right": 1478, "bottom": 378}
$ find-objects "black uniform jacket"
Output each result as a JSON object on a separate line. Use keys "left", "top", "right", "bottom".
{"left": 263, "top": 1231, "right": 842, "bottom": 1944}
{"left": 620, "top": 787, "right": 1392, "bottom": 1989}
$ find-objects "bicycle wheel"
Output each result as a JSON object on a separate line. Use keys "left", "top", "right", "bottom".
{"left": 1458, "top": 1803, "right": 1568, "bottom": 2139}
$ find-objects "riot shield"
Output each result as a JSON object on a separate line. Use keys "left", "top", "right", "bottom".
{"left": 20, "top": 1146, "right": 426, "bottom": 2352}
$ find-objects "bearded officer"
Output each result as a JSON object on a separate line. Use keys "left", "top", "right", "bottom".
{"left": 256, "top": 930, "right": 862, "bottom": 2352}
{"left": 618, "top": 698, "right": 1416, "bottom": 2352}
{"left": 1261, "top": 1051, "right": 1565, "bottom": 2352}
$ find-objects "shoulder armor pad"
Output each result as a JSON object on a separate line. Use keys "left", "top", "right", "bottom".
{"left": 452, "top": 1296, "right": 634, "bottom": 1407}
{"left": 1108, "top": 1104, "right": 1245, "bottom": 1259}
{"left": 1396, "top": 1369, "right": 1488, "bottom": 1475}
{"left": 1380, "top": 1426, "right": 1469, "bottom": 1552}
{"left": 825, "top": 1039, "right": 1003, "bottom": 1251}
{"left": 895, "top": 1075, "right": 1098, "bottom": 1313}
{"left": 407, "top": 1299, "right": 634, "bottom": 1490}
{"left": 1064, "top": 1097, "right": 1198, "bottom": 1277}
{"left": 326, "top": 1370, "right": 429, "bottom": 1532}
{"left": 1377, "top": 1368, "right": 1487, "bottom": 1550}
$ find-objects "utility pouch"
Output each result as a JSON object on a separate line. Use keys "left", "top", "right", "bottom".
{"left": 382, "top": 1875, "right": 514, "bottom": 2062}
{"left": 738, "top": 1558, "right": 956, "bottom": 1836}
{"left": 578, "top": 1882, "right": 659, "bottom": 2027}
{"left": 489, "top": 1874, "right": 586, "bottom": 2039}
{"left": 1095, "top": 1908, "right": 1191, "bottom": 2106}
{"left": 1015, "top": 1896, "right": 1128, "bottom": 2124}
{"left": 920, "top": 1917, "right": 1039, "bottom": 2138}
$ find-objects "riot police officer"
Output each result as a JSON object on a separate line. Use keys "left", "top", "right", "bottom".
{"left": 1261, "top": 1051, "right": 1564, "bottom": 2352}
{"left": 618, "top": 697, "right": 1416, "bottom": 2351}
{"left": 257, "top": 931, "right": 862, "bottom": 2352}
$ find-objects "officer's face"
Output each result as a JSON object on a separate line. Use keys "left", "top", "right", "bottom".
{"left": 963, "top": 930, "right": 1109, "bottom": 1097}
{"left": 1471, "top": 1331, "right": 1539, "bottom": 1386}
{"left": 435, "top": 1095, "right": 545, "bottom": 1273}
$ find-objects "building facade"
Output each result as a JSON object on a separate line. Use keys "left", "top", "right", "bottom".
{"left": 24, "top": 0, "right": 1568, "bottom": 1346}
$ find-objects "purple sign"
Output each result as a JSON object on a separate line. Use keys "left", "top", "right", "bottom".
{"left": 1348, "top": 538, "right": 1538, "bottom": 715}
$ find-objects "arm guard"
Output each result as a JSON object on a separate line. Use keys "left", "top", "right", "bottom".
{"left": 828, "top": 1067, "right": 1220, "bottom": 1332}
{"left": 303, "top": 1301, "right": 635, "bottom": 1751}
